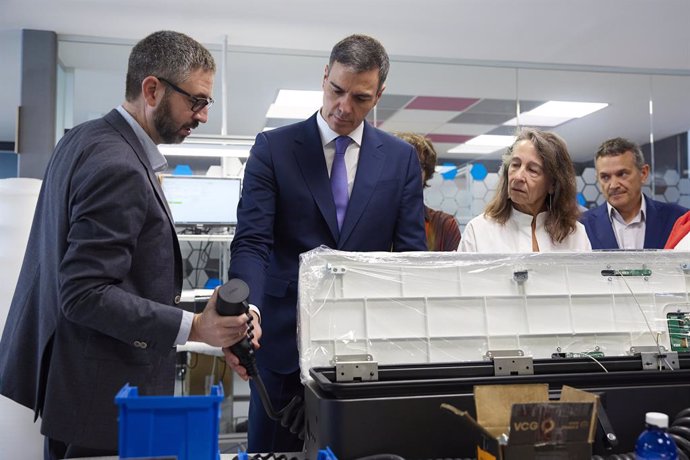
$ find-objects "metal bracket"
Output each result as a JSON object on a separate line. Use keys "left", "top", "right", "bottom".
{"left": 326, "top": 263, "right": 347, "bottom": 275}
{"left": 485, "top": 349, "right": 533, "bottom": 376}
{"left": 630, "top": 346, "right": 678, "bottom": 370}
{"left": 332, "top": 354, "right": 378, "bottom": 382}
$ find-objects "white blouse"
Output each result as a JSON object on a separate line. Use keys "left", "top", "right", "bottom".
{"left": 459, "top": 208, "right": 592, "bottom": 253}
{"left": 674, "top": 232, "right": 690, "bottom": 250}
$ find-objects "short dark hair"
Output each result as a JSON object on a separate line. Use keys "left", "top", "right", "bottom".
{"left": 329, "top": 34, "right": 389, "bottom": 91}
{"left": 395, "top": 132, "right": 436, "bottom": 187}
{"left": 485, "top": 128, "right": 581, "bottom": 243}
{"left": 595, "top": 137, "right": 646, "bottom": 170}
{"left": 125, "top": 30, "right": 216, "bottom": 102}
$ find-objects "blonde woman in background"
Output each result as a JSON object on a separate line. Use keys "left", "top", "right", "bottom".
{"left": 459, "top": 128, "right": 591, "bottom": 252}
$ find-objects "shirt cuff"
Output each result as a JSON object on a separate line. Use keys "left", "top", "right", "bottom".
{"left": 175, "top": 310, "right": 195, "bottom": 345}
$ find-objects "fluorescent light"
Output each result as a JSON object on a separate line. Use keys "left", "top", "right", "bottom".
{"left": 448, "top": 134, "right": 515, "bottom": 154}
{"left": 504, "top": 101, "right": 608, "bottom": 127}
{"left": 503, "top": 115, "right": 571, "bottom": 127}
{"left": 159, "top": 144, "right": 250, "bottom": 158}
{"left": 465, "top": 135, "right": 516, "bottom": 147}
{"left": 448, "top": 144, "right": 505, "bottom": 154}
{"left": 275, "top": 90, "right": 323, "bottom": 107}
{"left": 266, "top": 89, "right": 323, "bottom": 119}
{"left": 530, "top": 101, "right": 608, "bottom": 118}
{"left": 265, "top": 103, "right": 318, "bottom": 119}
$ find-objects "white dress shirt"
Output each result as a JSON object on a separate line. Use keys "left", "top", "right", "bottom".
{"left": 607, "top": 198, "right": 646, "bottom": 249}
{"left": 459, "top": 208, "right": 592, "bottom": 252}
{"left": 674, "top": 232, "right": 690, "bottom": 250}
{"left": 316, "top": 110, "right": 365, "bottom": 195}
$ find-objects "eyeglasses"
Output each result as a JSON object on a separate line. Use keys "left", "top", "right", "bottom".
{"left": 157, "top": 77, "right": 214, "bottom": 112}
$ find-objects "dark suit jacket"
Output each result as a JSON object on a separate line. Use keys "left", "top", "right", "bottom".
{"left": 581, "top": 194, "right": 688, "bottom": 249}
{"left": 229, "top": 114, "right": 426, "bottom": 373}
{"left": 0, "top": 109, "right": 184, "bottom": 449}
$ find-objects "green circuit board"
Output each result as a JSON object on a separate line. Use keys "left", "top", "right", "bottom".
{"left": 600, "top": 268, "right": 652, "bottom": 277}
{"left": 667, "top": 312, "right": 690, "bottom": 352}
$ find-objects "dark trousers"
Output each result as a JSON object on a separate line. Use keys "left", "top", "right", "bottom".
{"left": 247, "top": 366, "right": 304, "bottom": 453}
{"left": 44, "top": 437, "right": 117, "bottom": 460}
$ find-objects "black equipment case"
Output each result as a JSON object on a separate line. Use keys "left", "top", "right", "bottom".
{"left": 297, "top": 249, "right": 690, "bottom": 459}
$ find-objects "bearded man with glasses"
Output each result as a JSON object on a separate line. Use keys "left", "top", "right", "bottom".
{"left": 0, "top": 30, "right": 251, "bottom": 459}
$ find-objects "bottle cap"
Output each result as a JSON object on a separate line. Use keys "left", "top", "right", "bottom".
{"left": 646, "top": 412, "right": 669, "bottom": 428}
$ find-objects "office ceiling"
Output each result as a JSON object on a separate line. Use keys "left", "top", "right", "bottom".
{"left": 3, "top": 0, "right": 690, "bottom": 163}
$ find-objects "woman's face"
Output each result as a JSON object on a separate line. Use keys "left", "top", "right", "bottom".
{"left": 507, "top": 140, "right": 552, "bottom": 216}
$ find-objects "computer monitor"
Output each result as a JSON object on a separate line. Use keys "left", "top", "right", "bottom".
{"left": 160, "top": 175, "right": 241, "bottom": 228}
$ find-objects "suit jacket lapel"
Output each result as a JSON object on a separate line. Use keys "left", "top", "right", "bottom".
{"left": 293, "top": 115, "right": 340, "bottom": 241}
{"left": 104, "top": 109, "right": 182, "bottom": 289}
{"left": 104, "top": 109, "right": 176, "bottom": 227}
{"left": 642, "top": 195, "right": 657, "bottom": 247}
{"left": 594, "top": 204, "right": 619, "bottom": 249}
{"left": 338, "top": 123, "right": 384, "bottom": 247}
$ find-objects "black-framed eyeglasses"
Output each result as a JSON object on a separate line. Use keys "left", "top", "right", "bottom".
{"left": 157, "top": 77, "right": 214, "bottom": 112}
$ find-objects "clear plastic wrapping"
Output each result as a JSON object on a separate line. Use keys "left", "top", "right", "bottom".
{"left": 297, "top": 247, "right": 690, "bottom": 383}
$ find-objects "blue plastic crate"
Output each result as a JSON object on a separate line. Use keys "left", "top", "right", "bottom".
{"left": 115, "top": 383, "right": 223, "bottom": 460}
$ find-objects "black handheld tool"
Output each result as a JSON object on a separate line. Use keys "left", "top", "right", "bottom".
{"left": 215, "top": 279, "right": 305, "bottom": 440}
{"left": 216, "top": 279, "right": 257, "bottom": 377}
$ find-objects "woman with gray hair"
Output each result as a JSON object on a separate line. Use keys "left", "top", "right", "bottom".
{"left": 459, "top": 128, "right": 591, "bottom": 252}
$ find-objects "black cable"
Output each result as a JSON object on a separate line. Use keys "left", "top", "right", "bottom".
{"left": 673, "top": 417, "right": 690, "bottom": 429}
{"left": 670, "top": 425, "right": 690, "bottom": 439}
{"left": 216, "top": 279, "right": 305, "bottom": 440}
{"left": 670, "top": 410, "right": 690, "bottom": 459}
{"left": 247, "top": 453, "right": 294, "bottom": 460}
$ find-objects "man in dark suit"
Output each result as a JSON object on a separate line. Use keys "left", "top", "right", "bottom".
{"left": 581, "top": 137, "right": 687, "bottom": 249}
{"left": 0, "top": 31, "right": 251, "bottom": 460}
{"left": 226, "top": 34, "right": 427, "bottom": 452}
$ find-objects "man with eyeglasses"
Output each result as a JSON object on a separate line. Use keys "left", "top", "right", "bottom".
{"left": 0, "top": 31, "right": 250, "bottom": 460}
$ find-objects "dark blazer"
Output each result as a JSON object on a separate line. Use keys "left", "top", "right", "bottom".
{"left": 581, "top": 194, "right": 688, "bottom": 249}
{"left": 229, "top": 113, "right": 426, "bottom": 373}
{"left": 0, "top": 109, "right": 184, "bottom": 450}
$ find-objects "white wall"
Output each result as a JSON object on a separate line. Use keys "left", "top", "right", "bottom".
{"left": 0, "top": 30, "right": 22, "bottom": 144}
{"left": 0, "top": 178, "right": 43, "bottom": 460}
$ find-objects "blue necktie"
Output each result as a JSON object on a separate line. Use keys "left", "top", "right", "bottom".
{"left": 331, "top": 135, "right": 351, "bottom": 230}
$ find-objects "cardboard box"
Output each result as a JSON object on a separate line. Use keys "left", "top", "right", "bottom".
{"left": 187, "top": 352, "right": 233, "bottom": 396}
{"left": 442, "top": 384, "right": 598, "bottom": 460}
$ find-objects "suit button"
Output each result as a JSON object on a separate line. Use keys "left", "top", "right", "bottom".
{"left": 174, "top": 295, "right": 181, "bottom": 304}
{"left": 139, "top": 342, "right": 148, "bottom": 349}
{"left": 133, "top": 340, "right": 142, "bottom": 348}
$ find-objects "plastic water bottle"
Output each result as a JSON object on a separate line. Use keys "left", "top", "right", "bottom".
{"left": 635, "top": 412, "right": 678, "bottom": 459}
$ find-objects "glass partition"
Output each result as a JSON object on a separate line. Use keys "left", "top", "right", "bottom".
{"left": 56, "top": 36, "right": 690, "bottom": 225}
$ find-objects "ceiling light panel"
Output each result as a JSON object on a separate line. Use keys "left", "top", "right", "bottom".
{"left": 266, "top": 89, "right": 322, "bottom": 119}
